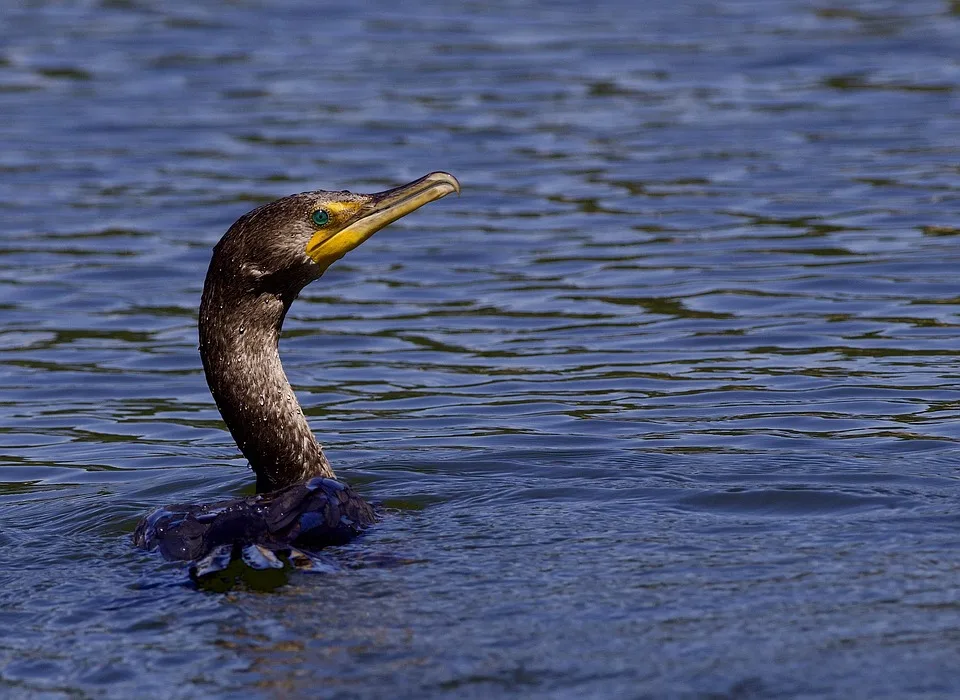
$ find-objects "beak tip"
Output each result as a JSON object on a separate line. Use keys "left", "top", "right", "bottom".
{"left": 426, "top": 171, "right": 461, "bottom": 196}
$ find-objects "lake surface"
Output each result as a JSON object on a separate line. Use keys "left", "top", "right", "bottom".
{"left": 1, "top": 0, "right": 959, "bottom": 697}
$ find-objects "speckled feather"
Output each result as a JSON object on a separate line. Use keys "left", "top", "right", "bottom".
{"left": 197, "top": 192, "right": 364, "bottom": 492}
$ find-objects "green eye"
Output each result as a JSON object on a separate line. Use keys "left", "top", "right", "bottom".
{"left": 311, "top": 210, "right": 330, "bottom": 227}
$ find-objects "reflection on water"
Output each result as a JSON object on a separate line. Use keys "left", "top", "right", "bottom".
{"left": 1, "top": 0, "right": 959, "bottom": 696}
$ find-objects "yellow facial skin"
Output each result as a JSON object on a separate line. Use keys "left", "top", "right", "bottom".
{"left": 305, "top": 171, "right": 461, "bottom": 270}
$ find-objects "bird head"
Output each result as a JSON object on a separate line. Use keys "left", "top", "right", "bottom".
{"left": 214, "top": 171, "right": 460, "bottom": 296}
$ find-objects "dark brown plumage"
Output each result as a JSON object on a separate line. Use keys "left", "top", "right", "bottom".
{"left": 134, "top": 173, "right": 460, "bottom": 579}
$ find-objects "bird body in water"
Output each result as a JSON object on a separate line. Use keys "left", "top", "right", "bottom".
{"left": 134, "top": 172, "right": 461, "bottom": 578}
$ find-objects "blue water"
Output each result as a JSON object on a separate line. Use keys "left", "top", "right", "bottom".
{"left": 1, "top": 1, "right": 960, "bottom": 697}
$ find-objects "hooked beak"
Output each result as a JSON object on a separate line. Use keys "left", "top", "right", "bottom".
{"left": 305, "top": 171, "right": 460, "bottom": 268}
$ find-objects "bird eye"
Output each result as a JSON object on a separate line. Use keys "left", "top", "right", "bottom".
{"left": 311, "top": 210, "right": 330, "bottom": 227}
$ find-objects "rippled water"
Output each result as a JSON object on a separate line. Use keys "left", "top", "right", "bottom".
{"left": 1, "top": 0, "right": 960, "bottom": 697}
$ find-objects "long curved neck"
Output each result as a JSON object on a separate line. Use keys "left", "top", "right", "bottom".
{"left": 198, "top": 263, "right": 334, "bottom": 492}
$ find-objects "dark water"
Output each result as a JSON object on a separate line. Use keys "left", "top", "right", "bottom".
{"left": 1, "top": 0, "right": 959, "bottom": 697}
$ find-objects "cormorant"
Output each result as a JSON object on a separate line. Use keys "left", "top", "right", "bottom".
{"left": 134, "top": 172, "right": 461, "bottom": 578}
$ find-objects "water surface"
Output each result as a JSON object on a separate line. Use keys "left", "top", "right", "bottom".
{"left": 1, "top": 0, "right": 960, "bottom": 697}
